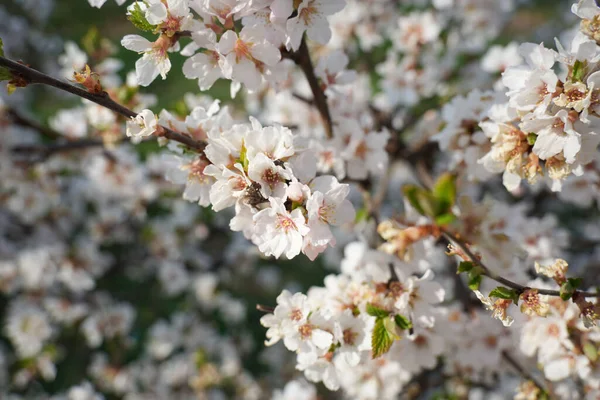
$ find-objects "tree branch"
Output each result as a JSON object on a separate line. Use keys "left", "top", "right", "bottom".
{"left": 502, "top": 351, "right": 550, "bottom": 396}
{"left": 441, "top": 230, "right": 600, "bottom": 298}
{"left": 11, "top": 139, "right": 108, "bottom": 161}
{"left": 282, "top": 38, "right": 333, "bottom": 139}
{"left": 6, "top": 108, "right": 62, "bottom": 140}
{"left": 0, "top": 56, "right": 206, "bottom": 152}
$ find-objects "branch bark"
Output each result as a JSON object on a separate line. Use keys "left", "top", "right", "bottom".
{"left": 442, "top": 230, "right": 600, "bottom": 298}
{"left": 282, "top": 38, "right": 333, "bottom": 138}
{"left": 0, "top": 56, "right": 206, "bottom": 152}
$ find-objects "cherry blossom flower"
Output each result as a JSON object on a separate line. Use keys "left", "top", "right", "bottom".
{"left": 126, "top": 109, "right": 158, "bottom": 142}
{"left": 284, "top": 0, "right": 347, "bottom": 51}
{"left": 252, "top": 198, "right": 310, "bottom": 259}
{"left": 217, "top": 26, "right": 281, "bottom": 91}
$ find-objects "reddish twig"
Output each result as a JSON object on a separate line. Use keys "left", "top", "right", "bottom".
{"left": 0, "top": 56, "right": 205, "bottom": 151}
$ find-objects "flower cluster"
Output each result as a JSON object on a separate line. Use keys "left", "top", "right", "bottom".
{"left": 4, "top": 0, "right": 600, "bottom": 399}
{"left": 118, "top": 0, "right": 346, "bottom": 90}
{"left": 261, "top": 240, "right": 446, "bottom": 396}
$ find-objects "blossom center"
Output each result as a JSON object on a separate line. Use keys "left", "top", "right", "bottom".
{"left": 343, "top": 328, "right": 358, "bottom": 345}
{"left": 277, "top": 215, "right": 297, "bottom": 233}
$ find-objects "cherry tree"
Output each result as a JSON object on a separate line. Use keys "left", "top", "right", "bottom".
{"left": 2, "top": 0, "right": 600, "bottom": 399}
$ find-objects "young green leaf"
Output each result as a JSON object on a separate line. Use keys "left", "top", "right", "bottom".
{"left": 394, "top": 314, "right": 412, "bottom": 330}
{"left": 371, "top": 317, "right": 397, "bottom": 359}
{"left": 435, "top": 212, "right": 456, "bottom": 226}
{"left": 366, "top": 303, "right": 390, "bottom": 318}
{"left": 403, "top": 185, "right": 426, "bottom": 216}
{"left": 572, "top": 60, "right": 585, "bottom": 82}
{"left": 432, "top": 172, "right": 457, "bottom": 214}
{"left": 583, "top": 342, "right": 598, "bottom": 362}
{"left": 468, "top": 269, "right": 482, "bottom": 290}
{"left": 127, "top": 3, "right": 157, "bottom": 32}
{"left": 560, "top": 281, "right": 575, "bottom": 301}
{"left": 457, "top": 261, "right": 474, "bottom": 274}
{"left": 488, "top": 287, "right": 519, "bottom": 304}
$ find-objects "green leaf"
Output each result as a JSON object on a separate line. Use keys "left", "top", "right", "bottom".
{"left": 583, "top": 342, "right": 598, "bottom": 362}
{"left": 567, "top": 277, "right": 583, "bottom": 289}
{"left": 238, "top": 141, "right": 249, "bottom": 171}
{"left": 572, "top": 60, "right": 585, "bottom": 82}
{"left": 394, "top": 314, "right": 412, "bottom": 330}
{"left": 403, "top": 185, "right": 426, "bottom": 216}
{"left": 0, "top": 68, "right": 11, "bottom": 83}
{"left": 468, "top": 269, "right": 482, "bottom": 290}
{"left": 434, "top": 212, "right": 456, "bottom": 226}
{"left": 194, "top": 348, "right": 207, "bottom": 368}
{"left": 366, "top": 303, "right": 390, "bottom": 318}
{"left": 0, "top": 39, "right": 10, "bottom": 83}
{"left": 355, "top": 207, "right": 369, "bottom": 223}
{"left": 432, "top": 172, "right": 457, "bottom": 214}
{"left": 127, "top": 2, "right": 157, "bottom": 32}
{"left": 560, "top": 281, "right": 576, "bottom": 301}
{"left": 538, "top": 392, "right": 550, "bottom": 400}
{"left": 457, "top": 261, "right": 474, "bottom": 274}
{"left": 559, "top": 278, "right": 581, "bottom": 301}
{"left": 371, "top": 317, "right": 397, "bottom": 359}
{"left": 527, "top": 132, "right": 537, "bottom": 146}
{"left": 489, "top": 286, "right": 519, "bottom": 304}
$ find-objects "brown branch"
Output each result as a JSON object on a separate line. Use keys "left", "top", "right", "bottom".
{"left": 442, "top": 230, "right": 600, "bottom": 298}
{"left": 282, "top": 38, "right": 333, "bottom": 138}
{"left": 502, "top": 351, "right": 551, "bottom": 397}
{"left": 6, "top": 108, "right": 62, "bottom": 140}
{"left": 0, "top": 56, "right": 205, "bottom": 152}
{"left": 11, "top": 139, "right": 108, "bottom": 161}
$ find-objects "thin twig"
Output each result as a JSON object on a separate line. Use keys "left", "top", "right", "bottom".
{"left": 11, "top": 139, "right": 107, "bottom": 160}
{"left": 282, "top": 38, "right": 333, "bottom": 138}
{"left": 442, "top": 230, "right": 600, "bottom": 298}
{"left": 0, "top": 56, "right": 205, "bottom": 151}
{"left": 256, "top": 304, "right": 275, "bottom": 313}
{"left": 502, "top": 351, "right": 550, "bottom": 396}
{"left": 6, "top": 108, "right": 62, "bottom": 140}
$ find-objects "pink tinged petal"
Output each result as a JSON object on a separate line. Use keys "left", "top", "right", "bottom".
{"left": 312, "top": 329, "right": 333, "bottom": 349}
{"left": 270, "top": 0, "right": 294, "bottom": 20}
{"left": 315, "top": 0, "right": 346, "bottom": 15}
{"left": 562, "top": 135, "right": 582, "bottom": 164}
{"left": 307, "top": 220, "right": 333, "bottom": 245}
{"left": 286, "top": 18, "right": 308, "bottom": 51}
{"left": 88, "top": 0, "right": 108, "bottom": 8}
{"left": 219, "top": 53, "right": 235, "bottom": 79}
{"left": 285, "top": 231, "right": 303, "bottom": 259}
{"left": 343, "top": 351, "right": 360, "bottom": 367}
{"left": 217, "top": 31, "right": 237, "bottom": 55}
{"left": 543, "top": 358, "right": 572, "bottom": 381}
{"left": 165, "top": 166, "right": 188, "bottom": 184}
{"left": 121, "top": 35, "right": 152, "bottom": 52}
{"left": 167, "top": 0, "right": 189, "bottom": 18}
{"left": 233, "top": 59, "right": 262, "bottom": 91}
{"left": 330, "top": 200, "right": 355, "bottom": 226}
{"left": 306, "top": 16, "right": 332, "bottom": 45}
{"left": 503, "top": 170, "right": 522, "bottom": 191}
{"left": 251, "top": 43, "right": 281, "bottom": 66}
{"left": 135, "top": 54, "right": 161, "bottom": 86}
{"left": 532, "top": 132, "right": 568, "bottom": 160}
{"left": 191, "top": 30, "right": 217, "bottom": 50}
{"left": 572, "top": 0, "right": 600, "bottom": 20}
{"left": 156, "top": 55, "right": 172, "bottom": 79}
{"left": 145, "top": 3, "right": 168, "bottom": 25}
